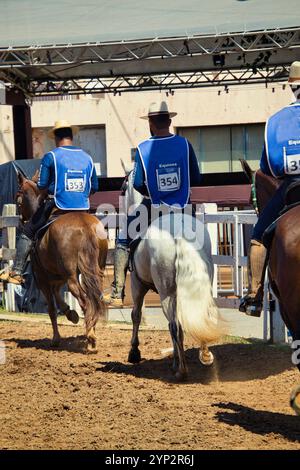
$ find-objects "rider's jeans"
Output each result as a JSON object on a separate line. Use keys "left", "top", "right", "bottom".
{"left": 253, "top": 176, "right": 300, "bottom": 242}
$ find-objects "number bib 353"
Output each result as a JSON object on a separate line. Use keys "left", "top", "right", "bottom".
{"left": 65, "top": 171, "right": 86, "bottom": 192}
{"left": 156, "top": 165, "right": 181, "bottom": 192}
{"left": 284, "top": 145, "right": 300, "bottom": 175}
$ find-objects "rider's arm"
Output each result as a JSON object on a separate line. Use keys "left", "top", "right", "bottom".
{"left": 133, "top": 149, "right": 149, "bottom": 197}
{"left": 90, "top": 165, "right": 99, "bottom": 194}
{"left": 188, "top": 142, "right": 202, "bottom": 186}
{"left": 260, "top": 145, "right": 273, "bottom": 176}
{"left": 37, "top": 152, "right": 53, "bottom": 191}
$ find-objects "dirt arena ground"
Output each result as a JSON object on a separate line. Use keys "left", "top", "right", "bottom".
{"left": 1, "top": 319, "right": 300, "bottom": 450}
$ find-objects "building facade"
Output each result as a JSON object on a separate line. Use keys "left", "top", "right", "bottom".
{"left": 0, "top": 83, "right": 294, "bottom": 176}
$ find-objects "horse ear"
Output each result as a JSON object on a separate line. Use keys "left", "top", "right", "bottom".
{"left": 32, "top": 169, "right": 40, "bottom": 183}
{"left": 17, "top": 171, "right": 26, "bottom": 188}
{"left": 120, "top": 158, "right": 132, "bottom": 176}
{"left": 240, "top": 159, "right": 254, "bottom": 183}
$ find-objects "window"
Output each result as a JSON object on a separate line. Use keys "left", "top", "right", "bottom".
{"left": 178, "top": 124, "right": 264, "bottom": 173}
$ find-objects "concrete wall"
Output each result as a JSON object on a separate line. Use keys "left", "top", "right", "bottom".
{"left": 0, "top": 82, "right": 295, "bottom": 172}
{"left": 0, "top": 105, "right": 14, "bottom": 164}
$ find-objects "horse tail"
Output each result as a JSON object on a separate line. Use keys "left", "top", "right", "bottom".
{"left": 77, "top": 230, "right": 107, "bottom": 331}
{"left": 175, "top": 238, "right": 223, "bottom": 345}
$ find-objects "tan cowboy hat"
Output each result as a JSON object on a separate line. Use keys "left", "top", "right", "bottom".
{"left": 288, "top": 61, "right": 300, "bottom": 86}
{"left": 48, "top": 120, "right": 79, "bottom": 139}
{"left": 140, "top": 101, "right": 177, "bottom": 119}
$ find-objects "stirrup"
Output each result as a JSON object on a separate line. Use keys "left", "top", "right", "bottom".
{"left": 7, "top": 273, "right": 25, "bottom": 285}
{"left": 239, "top": 296, "right": 262, "bottom": 317}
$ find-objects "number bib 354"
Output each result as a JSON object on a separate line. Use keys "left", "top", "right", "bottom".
{"left": 156, "top": 166, "right": 181, "bottom": 192}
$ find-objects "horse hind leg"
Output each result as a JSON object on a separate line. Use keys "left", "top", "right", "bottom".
{"left": 162, "top": 295, "right": 188, "bottom": 381}
{"left": 169, "top": 319, "right": 188, "bottom": 381}
{"left": 53, "top": 284, "right": 80, "bottom": 325}
{"left": 128, "top": 272, "right": 148, "bottom": 364}
{"left": 41, "top": 284, "right": 60, "bottom": 347}
{"left": 67, "top": 276, "right": 97, "bottom": 353}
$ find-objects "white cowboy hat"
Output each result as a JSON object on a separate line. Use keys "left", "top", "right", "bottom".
{"left": 48, "top": 120, "right": 79, "bottom": 139}
{"left": 288, "top": 61, "right": 300, "bottom": 86}
{"left": 140, "top": 101, "right": 177, "bottom": 119}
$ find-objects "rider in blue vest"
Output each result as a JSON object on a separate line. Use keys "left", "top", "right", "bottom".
{"left": 240, "top": 61, "right": 300, "bottom": 317}
{"left": 104, "top": 101, "right": 202, "bottom": 307}
{"left": 0, "top": 120, "right": 98, "bottom": 285}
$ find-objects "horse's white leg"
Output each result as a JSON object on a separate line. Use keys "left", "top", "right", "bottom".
{"left": 128, "top": 272, "right": 148, "bottom": 364}
{"left": 161, "top": 295, "right": 188, "bottom": 381}
{"left": 199, "top": 343, "right": 214, "bottom": 366}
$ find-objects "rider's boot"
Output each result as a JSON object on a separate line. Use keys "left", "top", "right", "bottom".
{"left": 239, "top": 239, "right": 267, "bottom": 317}
{"left": 103, "top": 244, "right": 129, "bottom": 307}
{"left": 0, "top": 233, "right": 32, "bottom": 285}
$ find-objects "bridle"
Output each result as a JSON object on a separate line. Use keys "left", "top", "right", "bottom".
{"left": 15, "top": 178, "right": 39, "bottom": 224}
{"left": 15, "top": 188, "right": 25, "bottom": 221}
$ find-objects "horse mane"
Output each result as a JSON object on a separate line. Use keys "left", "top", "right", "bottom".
{"left": 239, "top": 159, "right": 281, "bottom": 213}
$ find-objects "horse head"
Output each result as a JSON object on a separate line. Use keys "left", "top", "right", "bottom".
{"left": 16, "top": 171, "right": 41, "bottom": 222}
{"left": 240, "top": 159, "right": 280, "bottom": 214}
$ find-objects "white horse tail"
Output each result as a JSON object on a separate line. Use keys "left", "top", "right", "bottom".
{"left": 175, "top": 238, "right": 223, "bottom": 345}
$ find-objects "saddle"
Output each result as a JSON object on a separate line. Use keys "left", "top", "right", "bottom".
{"left": 34, "top": 207, "right": 71, "bottom": 241}
{"left": 263, "top": 180, "right": 300, "bottom": 249}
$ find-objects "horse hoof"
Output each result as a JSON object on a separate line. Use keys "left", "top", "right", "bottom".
{"left": 199, "top": 350, "right": 214, "bottom": 366}
{"left": 128, "top": 349, "right": 141, "bottom": 364}
{"left": 87, "top": 344, "right": 98, "bottom": 354}
{"left": 290, "top": 386, "right": 300, "bottom": 416}
{"left": 66, "top": 309, "right": 79, "bottom": 324}
{"left": 175, "top": 371, "right": 187, "bottom": 382}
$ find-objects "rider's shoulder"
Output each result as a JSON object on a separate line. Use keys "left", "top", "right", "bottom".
{"left": 41, "top": 150, "right": 55, "bottom": 162}
{"left": 270, "top": 103, "right": 300, "bottom": 120}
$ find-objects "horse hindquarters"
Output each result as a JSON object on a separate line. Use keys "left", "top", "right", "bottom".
{"left": 269, "top": 230, "right": 300, "bottom": 342}
{"left": 76, "top": 233, "right": 108, "bottom": 352}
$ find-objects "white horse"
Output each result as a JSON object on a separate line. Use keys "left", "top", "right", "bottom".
{"left": 125, "top": 172, "right": 223, "bottom": 380}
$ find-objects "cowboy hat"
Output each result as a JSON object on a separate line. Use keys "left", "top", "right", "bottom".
{"left": 288, "top": 61, "right": 300, "bottom": 86}
{"left": 140, "top": 101, "right": 177, "bottom": 119}
{"left": 48, "top": 120, "right": 79, "bottom": 139}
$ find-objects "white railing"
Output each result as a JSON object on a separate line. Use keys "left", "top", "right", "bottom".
{"left": 1, "top": 203, "right": 286, "bottom": 343}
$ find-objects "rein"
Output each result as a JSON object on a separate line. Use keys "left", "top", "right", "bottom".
{"left": 251, "top": 172, "right": 259, "bottom": 215}
{"left": 120, "top": 173, "right": 130, "bottom": 195}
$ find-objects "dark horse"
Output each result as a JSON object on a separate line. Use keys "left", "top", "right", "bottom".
{"left": 241, "top": 160, "right": 300, "bottom": 414}
{"left": 240, "top": 160, "right": 300, "bottom": 344}
{"left": 16, "top": 171, "right": 108, "bottom": 352}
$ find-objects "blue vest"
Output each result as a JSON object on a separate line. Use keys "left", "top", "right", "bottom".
{"left": 265, "top": 103, "right": 300, "bottom": 178}
{"left": 138, "top": 135, "right": 190, "bottom": 208}
{"left": 51, "top": 147, "right": 94, "bottom": 210}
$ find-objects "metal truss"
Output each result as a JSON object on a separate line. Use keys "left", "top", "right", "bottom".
{"left": 27, "top": 66, "right": 290, "bottom": 96}
{"left": 0, "top": 26, "right": 299, "bottom": 96}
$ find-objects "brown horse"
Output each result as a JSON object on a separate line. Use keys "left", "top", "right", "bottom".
{"left": 16, "top": 172, "right": 108, "bottom": 352}
{"left": 241, "top": 160, "right": 300, "bottom": 412}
